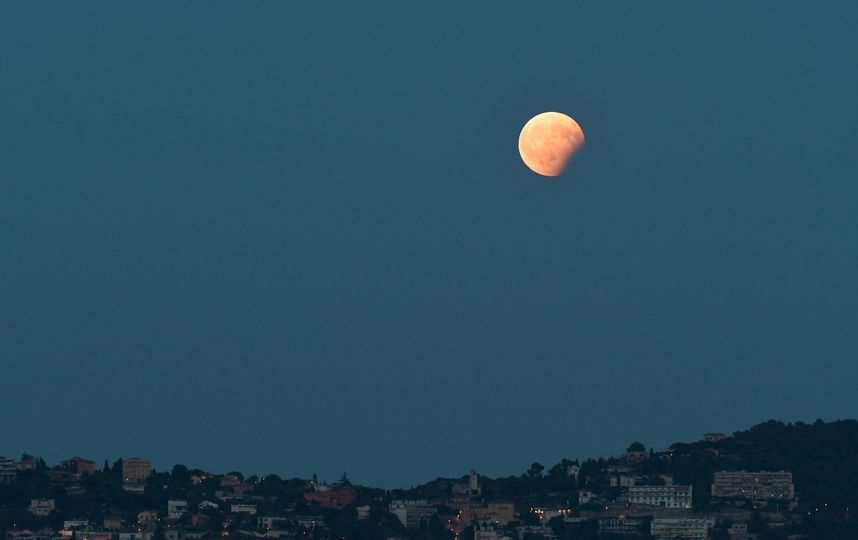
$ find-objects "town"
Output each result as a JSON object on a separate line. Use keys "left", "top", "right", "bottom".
{"left": 1, "top": 420, "right": 855, "bottom": 540}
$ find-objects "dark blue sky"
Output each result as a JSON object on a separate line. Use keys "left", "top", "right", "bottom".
{"left": 2, "top": 3, "right": 857, "bottom": 487}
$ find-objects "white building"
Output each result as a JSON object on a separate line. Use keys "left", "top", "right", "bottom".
{"left": 650, "top": 518, "right": 714, "bottom": 539}
{"left": 629, "top": 485, "right": 692, "bottom": 509}
{"left": 168, "top": 499, "right": 189, "bottom": 519}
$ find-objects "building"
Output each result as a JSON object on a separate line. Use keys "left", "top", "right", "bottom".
{"left": 474, "top": 528, "right": 499, "bottom": 540}
{"left": 598, "top": 517, "right": 647, "bottom": 536}
{"left": 459, "top": 501, "right": 515, "bottom": 525}
{"left": 453, "top": 469, "right": 482, "bottom": 496}
{"left": 303, "top": 485, "right": 357, "bottom": 509}
{"left": 628, "top": 485, "right": 692, "bottom": 509}
{"left": 28, "top": 499, "right": 55, "bottom": 517}
{"left": 230, "top": 504, "right": 258, "bottom": 515}
{"left": 626, "top": 450, "right": 649, "bottom": 462}
{"left": 191, "top": 514, "right": 211, "bottom": 528}
{"left": 727, "top": 523, "right": 748, "bottom": 540}
{"left": 168, "top": 500, "right": 189, "bottom": 520}
{"left": 0, "top": 457, "right": 17, "bottom": 484}
{"left": 469, "top": 469, "right": 481, "bottom": 496}
{"left": 103, "top": 516, "right": 124, "bottom": 530}
{"left": 515, "top": 526, "right": 556, "bottom": 540}
{"left": 650, "top": 518, "right": 714, "bottom": 539}
{"left": 532, "top": 507, "right": 572, "bottom": 523}
{"left": 60, "top": 457, "right": 96, "bottom": 476}
{"left": 119, "top": 534, "right": 153, "bottom": 540}
{"left": 17, "top": 459, "right": 37, "bottom": 471}
{"left": 704, "top": 432, "right": 727, "bottom": 442}
{"left": 74, "top": 533, "right": 113, "bottom": 540}
{"left": 122, "top": 458, "right": 151, "bottom": 484}
{"left": 137, "top": 511, "right": 158, "bottom": 524}
{"left": 296, "top": 516, "right": 326, "bottom": 529}
{"left": 356, "top": 505, "right": 371, "bottom": 520}
{"left": 258, "top": 516, "right": 290, "bottom": 530}
{"left": 389, "top": 500, "right": 437, "bottom": 528}
{"left": 578, "top": 491, "right": 596, "bottom": 505}
{"left": 711, "top": 471, "right": 795, "bottom": 501}
{"left": 610, "top": 475, "right": 637, "bottom": 488}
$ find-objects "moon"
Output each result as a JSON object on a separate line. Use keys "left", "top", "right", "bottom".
{"left": 518, "top": 112, "right": 585, "bottom": 177}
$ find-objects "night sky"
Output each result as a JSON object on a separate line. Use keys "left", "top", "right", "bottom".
{"left": 2, "top": 3, "right": 857, "bottom": 487}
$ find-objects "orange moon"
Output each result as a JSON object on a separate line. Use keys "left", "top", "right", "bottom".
{"left": 518, "top": 112, "right": 585, "bottom": 177}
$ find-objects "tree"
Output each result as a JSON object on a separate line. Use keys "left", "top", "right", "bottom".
{"left": 627, "top": 442, "right": 646, "bottom": 453}
{"left": 171, "top": 464, "right": 190, "bottom": 483}
{"left": 337, "top": 472, "right": 352, "bottom": 486}
{"left": 527, "top": 463, "right": 544, "bottom": 477}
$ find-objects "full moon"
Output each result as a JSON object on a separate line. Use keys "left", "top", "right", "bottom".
{"left": 518, "top": 111, "right": 585, "bottom": 177}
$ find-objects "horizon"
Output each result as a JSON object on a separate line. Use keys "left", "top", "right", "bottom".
{"left": 3, "top": 416, "right": 850, "bottom": 488}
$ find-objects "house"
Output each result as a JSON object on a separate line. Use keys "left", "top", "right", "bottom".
{"left": 598, "top": 517, "right": 647, "bottom": 536}
{"left": 389, "top": 500, "right": 437, "bottom": 528}
{"left": 190, "top": 514, "right": 211, "bottom": 528}
{"left": 168, "top": 500, "right": 189, "bottom": 520}
{"left": 0, "top": 457, "right": 17, "bottom": 484}
{"left": 28, "top": 499, "right": 55, "bottom": 517}
{"left": 258, "top": 516, "right": 290, "bottom": 530}
{"left": 728, "top": 523, "right": 749, "bottom": 540}
{"left": 219, "top": 474, "right": 242, "bottom": 487}
{"left": 230, "top": 504, "right": 258, "bottom": 515}
{"left": 650, "top": 518, "right": 714, "bottom": 539}
{"left": 578, "top": 491, "right": 597, "bottom": 505}
{"left": 17, "top": 459, "right": 37, "bottom": 471}
{"left": 104, "top": 516, "right": 124, "bottom": 530}
{"left": 118, "top": 534, "right": 153, "bottom": 540}
{"left": 457, "top": 501, "right": 515, "bottom": 525}
{"left": 532, "top": 507, "right": 572, "bottom": 523}
{"left": 304, "top": 485, "right": 357, "bottom": 509}
{"left": 60, "top": 457, "right": 96, "bottom": 476}
{"left": 63, "top": 520, "right": 89, "bottom": 531}
{"left": 122, "top": 458, "right": 151, "bottom": 484}
{"left": 138, "top": 511, "right": 158, "bottom": 524}
{"left": 704, "top": 433, "right": 727, "bottom": 442}
{"left": 516, "top": 526, "right": 556, "bottom": 540}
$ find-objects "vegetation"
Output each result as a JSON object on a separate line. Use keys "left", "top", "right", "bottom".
{"left": 2, "top": 419, "right": 857, "bottom": 539}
